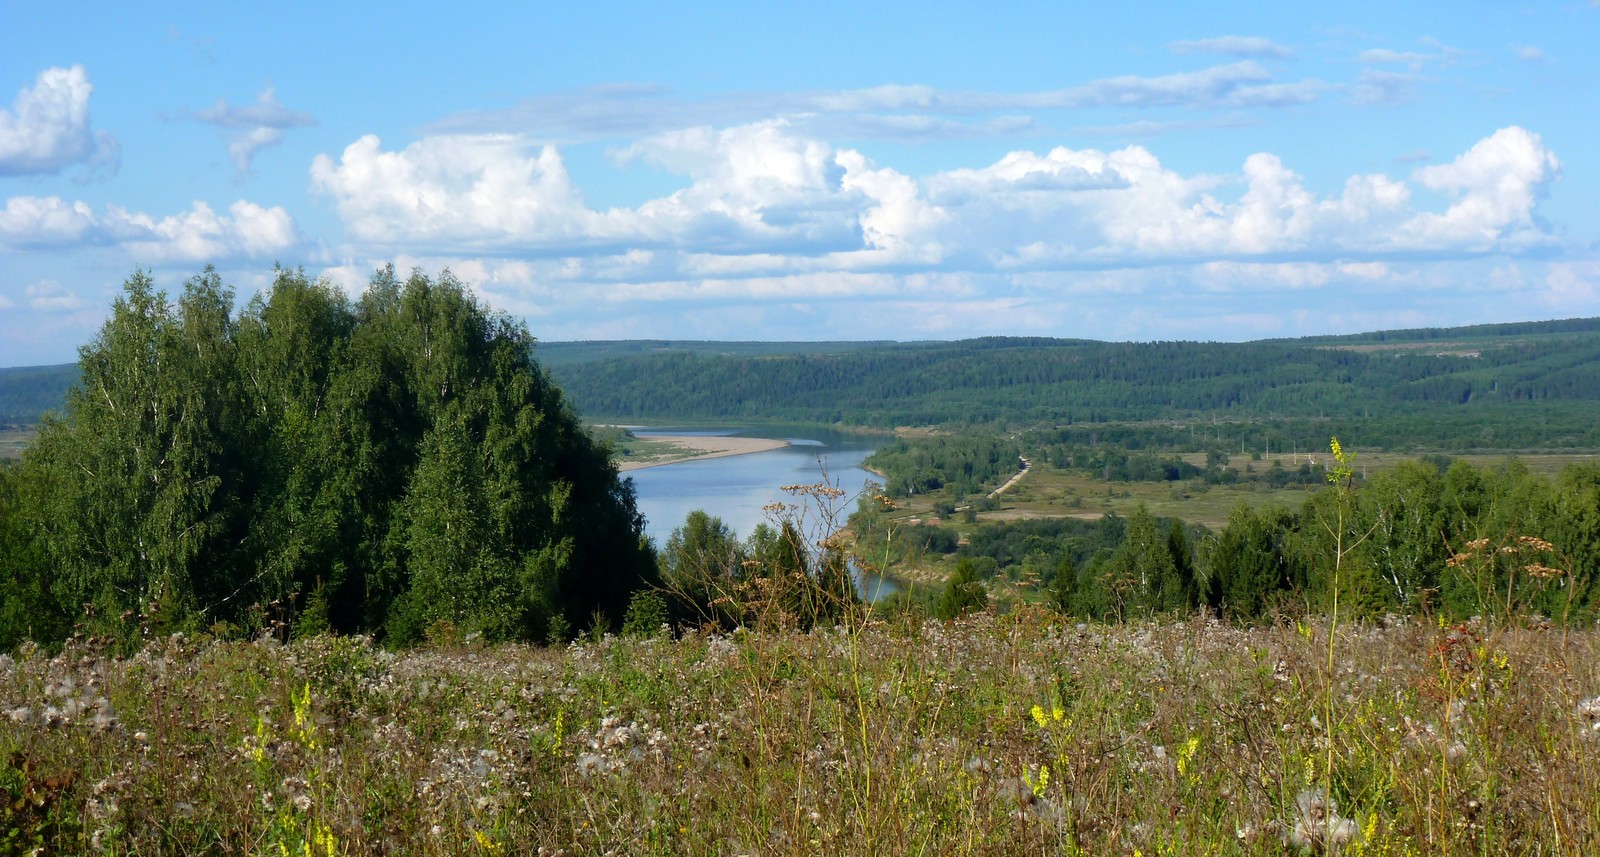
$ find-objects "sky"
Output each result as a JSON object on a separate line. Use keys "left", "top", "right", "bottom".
{"left": 3, "top": 1, "right": 1599, "bottom": 366}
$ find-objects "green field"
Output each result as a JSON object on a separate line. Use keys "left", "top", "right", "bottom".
{"left": 876, "top": 450, "right": 1600, "bottom": 534}
{"left": 0, "top": 427, "right": 34, "bottom": 460}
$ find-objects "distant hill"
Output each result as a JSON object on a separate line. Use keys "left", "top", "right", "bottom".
{"left": 0, "top": 363, "right": 78, "bottom": 425}
{"left": 541, "top": 320, "right": 1600, "bottom": 444}
{"left": 533, "top": 339, "right": 907, "bottom": 367}
{"left": 8, "top": 318, "right": 1600, "bottom": 447}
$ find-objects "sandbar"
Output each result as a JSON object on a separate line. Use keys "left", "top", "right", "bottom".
{"left": 617, "top": 435, "right": 790, "bottom": 471}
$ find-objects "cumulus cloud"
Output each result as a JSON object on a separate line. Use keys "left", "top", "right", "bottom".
{"left": 0, "top": 65, "right": 119, "bottom": 176}
{"left": 1403, "top": 127, "right": 1560, "bottom": 251}
{"left": 311, "top": 122, "right": 946, "bottom": 263}
{"left": 193, "top": 85, "right": 316, "bottom": 176}
{"left": 0, "top": 195, "right": 297, "bottom": 261}
{"left": 310, "top": 134, "right": 612, "bottom": 249}
{"left": 311, "top": 123, "right": 1560, "bottom": 295}
{"left": 1168, "top": 36, "right": 1295, "bottom": 60}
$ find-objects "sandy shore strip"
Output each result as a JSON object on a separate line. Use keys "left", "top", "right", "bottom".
{"left": 617, "top": 435, "right": 790, "bottom": 471}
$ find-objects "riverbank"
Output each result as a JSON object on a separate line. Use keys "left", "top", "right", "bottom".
{"left": 617, "top": 435, "right": 790, "bottom": 471}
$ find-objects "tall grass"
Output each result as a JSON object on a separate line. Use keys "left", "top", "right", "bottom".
{"left": 5, "top": 465, "right": 1599, "bottom": 854}
{"left": 2, "top": 613, "right": 1598, "bottom": 854}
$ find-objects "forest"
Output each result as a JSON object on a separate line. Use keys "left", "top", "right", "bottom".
{"left": 12, "top": 321, "right": 1600, "bottom": 450}
{"left": 0, "top": 267, "right": 658, "bottom": 650}
{"left": 542, "top": 324, "right": 1600, "bottom": 439}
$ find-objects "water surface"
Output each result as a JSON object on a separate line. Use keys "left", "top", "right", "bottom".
{"left": 626, "top": 425, "right": 897, "bottom": 599}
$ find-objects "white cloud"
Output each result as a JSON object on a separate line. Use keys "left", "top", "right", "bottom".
{"left": 311, "top": 124, "right": 1561, "bottom": 292}
{"left": 25, "top": 280, "right": 83, "bottom": 312}
{"left": 1403, "top": 126, "right": 1560, "bottom": 251}
{"left": 1358, "top": 49, "right": 1432, "bottom": 71}
{"left": 1514, "top": 45, "right": 1546, "bottom": 63}
{"left": 428, "top": 63, "right": 1323, "bottom": 142}
{"left": 0, "top": 65, "right": 119, "bottom": 176}
{"left": 1337, "top": 261, "right": 1392, "bottom": 280}
{"left": 1350, "top": 70, "right": 1421, "bottom": 106}
{"left": 312, "top": 123, "right": 945, "bottom": 261}
{"left": 310, "top": 134, "right": 613, "bottom": 248}
{"left": 1541, "top": 263, "right": 1600, "bottom": 311}
{"left": 1168, "top": 36, "right": 1295, "bottom": 60}
{"left": 117, "top": 200, "right": 298, "bottom": 262}
{"left": 193, "top": 85, "right": 315, "bottom": 176}
{"left": 1056, "top": 62, "right": 1276, "bottom": 108}
{"left": 0, "top": 195, "right": 102, "bottom": 247}
{"left": 0, "top": 195, "right": 297, "bottom": 261}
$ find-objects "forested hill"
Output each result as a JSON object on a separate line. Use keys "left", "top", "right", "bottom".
{"left": 0, "top": 363, "right": 77, "bottom": 425}
{"left": 544, "top": 319, "right": 1600, "bottom": 428}
{"left": 532, "top": 339, "right": 908, "bottom": 367}
{"left": 7, "top": 317, "right": 1600, "bottom": 431}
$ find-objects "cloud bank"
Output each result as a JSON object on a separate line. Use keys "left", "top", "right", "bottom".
{"left": 311, "top": 124, "right": 1559, "bottom": 275}
{"left": 0, "top": 195, "right": 297, "bottom": 261}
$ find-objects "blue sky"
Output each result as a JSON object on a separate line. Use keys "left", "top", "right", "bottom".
{"left": 3, "top": 1, "right": 1599, "bottom": 365}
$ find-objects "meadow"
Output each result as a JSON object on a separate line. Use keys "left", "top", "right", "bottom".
{"left": 3, "top": 610, "right": 1598, "bottom": 855}
{"left": 887, "top": 451, "right": 1600, "bottom": 532}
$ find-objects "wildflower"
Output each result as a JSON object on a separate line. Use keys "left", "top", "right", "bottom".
{"left": 1576, "top": 696, "right": 1600, "bottom": 743}
{"left": 474, "top": 830, "right": 504, "bottom": 854}
{"left": 1290, "top": 788, "right": 1359, "bottom": 853}
{"left": 1176, "top": 736, "right": 1200, "bottom": 779}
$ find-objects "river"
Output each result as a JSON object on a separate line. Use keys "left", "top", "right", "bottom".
{"left": 624, "top": 425, "right": 899, "bottom": 600}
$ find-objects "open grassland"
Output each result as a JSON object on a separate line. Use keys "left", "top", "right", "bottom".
{"left": 0, "top": 428, "right": 33, "bottom": 460}
{"left": 1173, "top": 451, "right": 1600, "bottom": 481}
{"left": 4, "top": 615, "right": 1599, "bottom": 854}
{"left": 885, "top": 452, "right": 1600, "bottom": 534}
{"left": 981, "top": 466, "right": 1310, "bottom": 530}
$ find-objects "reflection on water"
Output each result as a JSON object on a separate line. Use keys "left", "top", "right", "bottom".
{"left": 626, "top": 426, "right": 898, "bottom": 600}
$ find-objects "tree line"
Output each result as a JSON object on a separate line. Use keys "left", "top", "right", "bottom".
{"left": 854, "top": 456, "right": 1600, "bottom": 625}
{"left": 0, "top": 267, "right": 657, "bottom": 650}
{"left": 545, "top": 327, "right": 1600, "bottom": 434}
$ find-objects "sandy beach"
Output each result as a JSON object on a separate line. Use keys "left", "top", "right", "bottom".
{"left": 617, "top": 435, "right": 790, "bottom": 471}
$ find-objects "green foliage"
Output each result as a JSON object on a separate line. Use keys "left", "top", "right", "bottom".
{"left": 935, "top": 557, "right": 988, "bottom": 619}
{"left": 865, "top": 433, "right": 1023, "bottom": 497}
{"left": 621, "top": 590, "right": 670, "bottom": 637}
{"left": 11, "top": 266, "right": 655, "bottom": 647}
{"left": 547, "top": 326, "right": 1600, "bottom": 439}
{"left": 0, "top": 751, "right": 81, "bottom": 855}
{"left": 924, "top": 451, "right": 1600, "bottom": 625}
{"left": 0, "top": 463, "right": 66, "bottom": 650}
{"left": 659, "top": 510, "right": 747, "bottom": 628}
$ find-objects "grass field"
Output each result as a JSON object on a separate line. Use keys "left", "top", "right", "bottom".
{"left": 0, "top": 427, "right": 34, "bottom": 460}
{"left": 3, "top": 614, "right": 1597, "bottom": 854}
{"left": 885, "top": 451, "right": 1600, "bottom": 535}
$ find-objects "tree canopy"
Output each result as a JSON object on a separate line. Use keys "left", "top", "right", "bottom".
{"left": 0, "top": 266, "right": 655, "bottom": 648}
